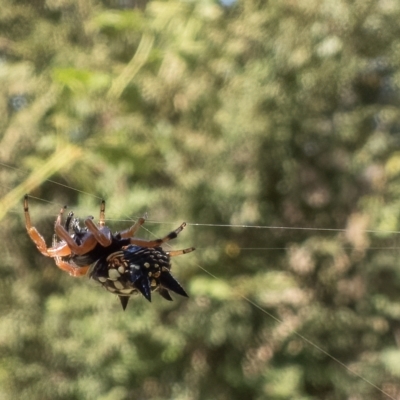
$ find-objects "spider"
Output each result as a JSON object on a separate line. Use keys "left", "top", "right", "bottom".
{"left": 23, "top": 195, "right": 194, "bottom": 310}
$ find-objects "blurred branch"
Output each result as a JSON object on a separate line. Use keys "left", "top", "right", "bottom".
{"left": 107, "top": 33, "right": 154, "bottom": 100}
{"left": 0, "top": 144, "right": 82, "bottom": 222}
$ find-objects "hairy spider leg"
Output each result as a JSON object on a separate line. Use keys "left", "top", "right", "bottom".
{"left": 96, "top": 199, "right": 147, "bottom": 240}
{"left": 24, "top": 195, "right": 50, "bottom": 256}
{"left": 95, "top": 202, "right": 193, "bottom": 249}
{"left": 84, "top": 217, "right": 113, "bottom": 247}
{"left": 52, "top": 234, "right": 89, "bottom": 277}
{"left": 82, "top": 200, "right": 113, "bottom": 247}
{"left": 167, "top": 247, "right": 196, "bottom": 257}
{"left": 92, "top": 199, "right": 146, "bottom": 240}
{"left": 24, "top": 195, "right": 71, "bottom": 257}
{"left": 53, "top": 256, "right": 89, "bottom": 276}
{"left": 117, "top": 215, "right": 146, "bottom": 238}
{"left": 128, "top": 222, "right": 188, "bottom": 248}
{"left": 84, "top": 202, "right": 187, "bottom": 248}
{"left": 54, "top": 206, "right": 99, "bottom": 255}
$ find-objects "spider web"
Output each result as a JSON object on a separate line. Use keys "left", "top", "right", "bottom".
{"left": 0, "top": 161, "right": 398, "bottom": 400}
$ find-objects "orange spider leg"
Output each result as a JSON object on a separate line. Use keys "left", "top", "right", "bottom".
{"left": 48, "top": 205, "right": 73, "bottom": 256}
{"left": 24, "top": 195, "right": 51, "bottom": 256}
{"left": 52, "top": 235, "right": 89, "bottom": 277}
{"left": 85, "top": 200, "right": 112, "bottom": 245}
{"left": 166, "top": 247, "right": 196, "bottom": 257}
{"left": 54, "top": 260, "right": 90, "bottom": 277}
{"left": 115, "top": 212, "right": 190, "bottom": 250}
{"left": 47, "top": 242, "right": 71, "bottom": 257}
{"left": 54, "top": 206, "right": 98, "bottom": 255}
{"left": 55, "top": 224, "right": 98, "bottom": 255}
{"left": 96, "top": 199, "right": 148, "bottom": 241}
{"left": 129, "top": 222, "right": 187, "bottom": 248}
{"left": 117, "top": 215, "right": 146, "bottom": 239}
{"left": 24, "top": 195, "right": 72, "bottom": 257}
{"left": 93, "top": 200, "right": 184, "bottom": 248}
{"left": 84, "top": 217, "right": 112, "bottom": 247}
{"left": 54, "top": 202, "right": 110, "bottom": 251}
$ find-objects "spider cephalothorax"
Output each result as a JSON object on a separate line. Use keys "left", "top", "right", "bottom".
{"left": 24, "top": 195, "right": 194, "bottom": 310}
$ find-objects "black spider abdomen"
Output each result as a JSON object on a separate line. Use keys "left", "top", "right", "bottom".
{"left": 89, "top": 245, "right": 188, "bottom": 309}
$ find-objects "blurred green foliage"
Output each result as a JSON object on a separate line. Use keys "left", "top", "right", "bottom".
{"left": 1, "top": 0, "right": 400, "bottom": 399}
